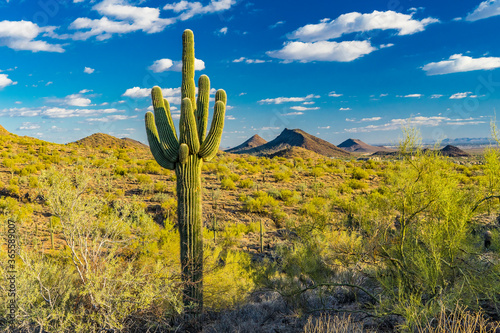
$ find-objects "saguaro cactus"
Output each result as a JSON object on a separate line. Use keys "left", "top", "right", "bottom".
{"left": 145, "top": 29, "right": 226, "bottom": 312}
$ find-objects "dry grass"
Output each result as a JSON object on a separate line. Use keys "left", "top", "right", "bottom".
{"left": 303, "top": 314, "right": 366, "bottom": 333}
{"left": 416, "top": 306, "right": 500, "bottom": 333}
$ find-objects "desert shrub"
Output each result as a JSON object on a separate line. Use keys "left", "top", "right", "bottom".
{"left": 114, "top": 166, "right": 127, "bottom": 176}
{"left": 310, "top": 166, "right": 325, "bottom": 178}
{"left": 238, "top": 178, "right": 254, "bottom": 189}
{"left": 154, "top": 181, "right": 169, "bottom": 193}
{"left": 221, "top": 177, "right": 236, "bottom": 190}
{"left": 273, "top": 170, "right": 291, "bottom": 182}
{"left": 228, "top": 173, "right": 240, "bottom": 182}
{"left": 351, "top": 167, "right": 369, "bottom": 180}
{"left": 346, "top": 179, "right": 368, "bottom": 190}
{"left": 136, "top": 174, "right": 152, "bottom": 184}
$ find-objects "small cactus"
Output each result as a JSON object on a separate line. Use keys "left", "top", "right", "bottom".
{"left": 145, "top": 29, "right": 226, "bottom": 312}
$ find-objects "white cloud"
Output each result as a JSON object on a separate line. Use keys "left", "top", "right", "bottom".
{"left": 318, "top": 126, "right": 330, "bottom": 129}
{"left": 18, "top": 122, "right": 40, "bottom": 130}
{"left": 45, "top": 81, "right": 53, "bottom": 86}
{"left": 69, "top": 0, "right": 174, "bottom": 41}
{"left": 0, "top": 74, "right": 17, "bottom": 88}
{"left": 339, "top": 107, "right": 351, "bottom": 111}
{"left": 218, "top": 27, "right": 228, "bottom": 35}
{"left": 0, "top": 20, "right": 64, "bottom": 52}
{"left": 267, "top": 40, "right": 376, "bottom": 62}
{"left": 164, "top": 0, "right": 236, "bottom": 21}
{"left": 258, "top": 94, "right": 320, "bottom": 104}
{"left": 346, "top": 117, "right": 381, "bottom": 123}
{"left": 361, "top": 117, "right": 381, "bottom": 122}
{"left": 149, "top": 58, "right": 205, "bottom": 72}
{"left": 344, "top": 116, "right": 484, "bottom": 133}
{"left": 329, "top": 91, "right": 343, "bottom": 97}
{"left": 283, "top": 112, "right": 304, "bottom": 116}
{"left": 466, "top": 0, "right": 500, "bottom": 21}
{"left": 86, "top": 114, "right": 137, "bottom": 122}
{"left": 79, "top": 89, "right": 92, "bottom": 94}
{"left": 380, "top": 43, "right": 394, "bottom": 48}
{"left": 0, "top": 106, "right": 122, "bottom": 118}
{"left": 450, "top": 92, "right": 472, "bottom": 99}
{"left": 233, "top": 57, "right": 267, "bottom": 64}
{"left": 287, "top": 10, "right": 438, "bottom": 42}
{"left": 422, "top": 54, "right": 500, "bottom": 75}
{"left": 226, "top": 115, "right": 236, "bottom": 120}
{"left": 290, "top": 106, "right": 319, "bottom": 111}
{"left": 49, "top": 93, "right": 92, "bottom": 107}
{"left": 404, "top": 93, "right": 422, "bottom": 98}
{"left": 270, "top": 21, "right": 285, "bottom": 29}
{"left": 431, "top": 94, "right": 443, "bottom": 98}
{"left": 122, "top": 86, "right": 216, "bottom": 105}
{"left": 84, "top": 67, "right": 95, "bottom": 74}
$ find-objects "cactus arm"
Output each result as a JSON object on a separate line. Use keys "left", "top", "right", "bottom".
{"left": 179, "top": 98, "right": 200, "bottom": 154}
{"left": 145, "top": 112, "right": 176, "bottom": 170}
{"left": 163, "top": 98, "right": 178, "bottom": 140}
{"left": 195, "top": 75, "right": 210, "bottom": 143}
{"left": 182, "top": 29, "right": 196, "bottom": 110}
{"left": 215, "top": 89, "right": 227, "bottom": 105}
{"left": 199, "top": 100, "right": 225, "bottom": 161}
{"left": 179, "top": 143, "right": 189, "bottom": 164}
{"left": 151, "top": 87, "right": 179, "bottom": 162}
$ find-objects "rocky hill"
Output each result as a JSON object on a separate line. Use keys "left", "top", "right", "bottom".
{"left": 71, "top": 133, "right": 147, "bottom": 150}
{"left": 338, "top": 138, "right": 394, "bottom": 153}
{"left": 440, "top": 145, "right": 469, "bottom": 157}
{"left": 226, "top": 134, "right": 267, "bottom": 153}
{"left": 0, "top": 125, "right": 11, "bottom": 136}
{"left": 234, "top": 128, "right": 350, "bottom": 158}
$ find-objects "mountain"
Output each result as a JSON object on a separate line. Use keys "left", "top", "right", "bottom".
{"left": 0, "top": 125, "right": 11, "bottom": 136}
{"left": 338, "top": 138, "right": 394, "bottom": 153}
{"left": 71, "top": 133, "right": 147, "bottom": 150}
{"left": 226, "top": 134, "right": 267, "bottom": 153}
{"left": 440, "top": 145, "right": 469, "bottom": 157}
{"left": 234, "top": 128, "right": 350, "bottom": 158}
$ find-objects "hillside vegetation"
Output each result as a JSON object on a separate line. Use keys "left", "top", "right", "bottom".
{"left": 0, "top": 129, "right": 500, "bottom": 332}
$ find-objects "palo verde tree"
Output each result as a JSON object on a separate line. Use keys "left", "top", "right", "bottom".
{"left": 145, "top": 29, "right": 226, "bottom": 312}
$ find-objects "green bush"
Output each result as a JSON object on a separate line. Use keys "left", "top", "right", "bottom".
{"left": 221, "top": 177, "right": 236, "bottom": 190}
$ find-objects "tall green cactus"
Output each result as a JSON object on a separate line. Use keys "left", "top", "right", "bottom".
{"left": 145, "top": 29, "right": 226, "bottom": 312}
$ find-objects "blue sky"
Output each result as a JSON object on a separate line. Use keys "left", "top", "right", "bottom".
{"left": 1, "top": 0, "right": 500, "bottom": 147}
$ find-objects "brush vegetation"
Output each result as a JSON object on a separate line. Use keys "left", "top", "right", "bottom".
{"left": 0, "top": 126, "right": 500, "bottom": 332}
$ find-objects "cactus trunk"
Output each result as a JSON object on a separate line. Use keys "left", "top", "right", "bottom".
{"left": 145, "top": 29, "right": 226, "bottom": 313}
{"left": 176, "top": 156, "right": 203, "bottom": 310}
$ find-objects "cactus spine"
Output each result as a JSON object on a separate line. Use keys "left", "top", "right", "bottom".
{"left": 145, "top": 29, "right": 226, "bottom": 312}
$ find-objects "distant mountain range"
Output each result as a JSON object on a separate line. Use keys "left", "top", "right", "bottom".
{"left": 337, "top": 138, "right": 394, "bottom": 153}
{"left": 227, "top": 128, "right": 350, "bottom": 158}
{"left": 226, "top": 134, "right": 267, "bottom": 153}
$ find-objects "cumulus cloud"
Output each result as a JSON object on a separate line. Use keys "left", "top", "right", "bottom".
{"left": 344, "top": 116, "right": 485, "bottom": 133}
{"left": 122, "top": 86, "right": 216, "bottom": 104}
{"left": 69, "top": 0, "right": 174, "bottom": 41}
{"left": 233, "top": 57, "right": 267, "bottom": 64}
{"left": 450, "top": 92, "right": 472, "bottom": 99}
{"left": 217, "top": 27, "right": 228, "bottom": 35}
{"left": 267, "top": 40, "right": 376, "bottom": 62}
{"left": 422, "top": 54, "right": 500, "bottom": 75}
{"left": 164, "top": 0, "right": 236, "bottom": 21}
{"left": 466, "top": 0, "right": 500, "bottom": 21}
{"left": 84, "top": 67, "right": 95, "bottom": 74}
{"left": 287, "top": 10, "right": 438, "bottom": 42}
{"left": 282, "top": 112, "right": 304, "bottom": 116}
{"left": 0, "top": 20, "right": 64, "bottom": 52}
{"left": 0, "top": 74, "right": 17, "bottom": 88}
{"left": 0, "top": 106, "right": 122, "bottom": 118}
{"left": 290, "top": 106, "right": 319, "bottom": 111}
{"left": 149, "top": 58, "right": 205, "bottom": 72}
{"left": 18, "top": 122, "right": 40, "bottom": 130}
{"left": 258, "top": 94, "right": 320, "bottom": 104}
{"left": 329, "top": 91, "right": 343, "bottom": 97}
{"left": 48, "top": 93, "right": 92, "bottom": 107}
{"left": 86, "top": 114, "right": 137, "bottom": 122}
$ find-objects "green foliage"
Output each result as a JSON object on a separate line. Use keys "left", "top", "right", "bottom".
{"left": 238, "top": 178, "right": 254, "bottom": 189}
{"left": 221, "top": 177, "right": 236, "bottom": 190}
